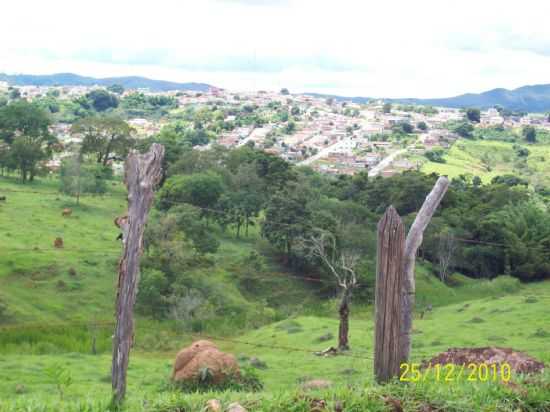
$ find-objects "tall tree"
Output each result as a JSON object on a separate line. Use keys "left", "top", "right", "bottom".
{"left": 261, "top": 184, "right": 312, "bottom": 263}
{"left": 72, "top": 116, "right": 135, "bottom": 166}
{"left": 86, "top": 89, "right": 119, "bottom": 112}
{"left": 466, "top": 108, "right": 481, "bottom": 123}
{"left": 522, "top": 125, "right": 537, "bottom": 143}
{"left": 0, "top": 101, "right": 56, "bottom": 181}
{"left": 59, "top": 156, "right": 108, "bottom": 204}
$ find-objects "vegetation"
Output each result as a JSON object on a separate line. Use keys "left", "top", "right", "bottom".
{"left": 1, "top": 92, "right": 550, "bottom": 411}
{"left": 0, "top": 101, "right": 57, "bottom": 181}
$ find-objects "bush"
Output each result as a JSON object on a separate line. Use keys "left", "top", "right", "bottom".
{"left": 170, "top": 365, "right": 263, "bottom": 393}
{"left": 424, "top": 149, "right": 446, "bottom": 163}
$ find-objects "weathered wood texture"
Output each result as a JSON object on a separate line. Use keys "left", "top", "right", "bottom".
{"left": 111, "top": 144, "right": 164, "bottom": 403}
{"left": 374, "top": 206, "right": 405, "bottom": 383}
{"left": 400, "top": 176, "right": 449, "bottom": 364}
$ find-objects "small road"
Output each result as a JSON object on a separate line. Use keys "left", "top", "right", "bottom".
{"left": 368, "top": 148, "right": 407, "bottom": 177}
{"left": 298, "top": 138, "right": 350, "bottom": 166}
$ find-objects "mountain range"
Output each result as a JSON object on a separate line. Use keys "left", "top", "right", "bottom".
{"left": 2, "top": 72, "right": 550, "bottom": 112}
{"left": 309, "top": 84, "right": 550, "bottom": 113}
{"left": 0, "top": 73, "right": 212, "bottom": 92}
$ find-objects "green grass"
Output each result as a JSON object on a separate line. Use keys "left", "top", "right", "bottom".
{"left": 0, "top": 176, "right": 126, "bottom": 324}
{"left": 421, "top": 139, "right": 550, "bottom": 186}
{"left": 1, "top": 281, "right": 549, "bottom": 409}
{"left": 1, "top": 175, "right": 550, "bottom": 411}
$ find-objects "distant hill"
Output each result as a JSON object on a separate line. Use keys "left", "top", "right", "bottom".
{"left": 0, "top": 72, "right": 213, "bottom": 92}
{"left": 308, "top": 84, "right": 550, "bottom": 112}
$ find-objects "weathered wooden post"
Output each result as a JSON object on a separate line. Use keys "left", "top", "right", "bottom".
{"left": 374, "top": 176, "right": 449, "bottom": 383}
{"left": 111, "top": 143, "right": 164, "bottom": 405}
{"left": 374, "top": 206, "right": 405, "bottom": 382}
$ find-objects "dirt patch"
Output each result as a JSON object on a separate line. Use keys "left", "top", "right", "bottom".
{"left": 421, "top": 347, "right": 544, "bottom": 374}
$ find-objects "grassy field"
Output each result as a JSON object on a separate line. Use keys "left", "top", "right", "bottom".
{"left": 421, "top": 139, "right": 550, "bottom": 186}
{"left": 1, "top": 283, "right": 549, "bottom": 410}
{"left": 1, "top": 175, "right": 549, "bottom": 411}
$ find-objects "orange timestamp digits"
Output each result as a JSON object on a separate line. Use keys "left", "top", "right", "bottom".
{"left": 399, "top": 362, "right": 512, "bottom": 383}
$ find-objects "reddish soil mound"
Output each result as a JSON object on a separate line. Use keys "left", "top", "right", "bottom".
{"left": 172, "top": 340, "right": 239, "bottom": 383}
{"left": 422, "top": 347, "right": 544, "bottom": 374}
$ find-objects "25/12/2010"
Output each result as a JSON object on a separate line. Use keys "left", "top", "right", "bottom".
{"left": 399, "top": 362, "right": 512, "bottom": 383}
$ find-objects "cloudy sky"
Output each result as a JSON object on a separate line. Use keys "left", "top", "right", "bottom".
{"left": 2, "top": 0, "right": 550, "bottom": 98}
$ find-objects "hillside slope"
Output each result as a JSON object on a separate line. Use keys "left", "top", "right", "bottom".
{"left": 308, "top": 83, "right": 550, "bottom": 112}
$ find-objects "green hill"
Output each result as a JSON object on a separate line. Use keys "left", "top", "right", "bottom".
{"left": 1, "top": 174, "right": 549, "bottom": 411}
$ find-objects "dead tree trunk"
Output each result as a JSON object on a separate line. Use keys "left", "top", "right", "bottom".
{"left": 399, "top": 176, "right": 449, "bottom": 364}
{"left": 374, "top": 206, "right": 405, "bottom": 382}
{"left": 338, "top": 287, "right": 352, "bottom": 351}
{"left": 111, "top": 143, "right": 164, "bottom": 405}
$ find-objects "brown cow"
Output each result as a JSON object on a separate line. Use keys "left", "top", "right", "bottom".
{"left": 62, "top": 208, "right": 72, "bottom": 217}
{"left": 54, "top": 237, "right": 64, "bottom": 248}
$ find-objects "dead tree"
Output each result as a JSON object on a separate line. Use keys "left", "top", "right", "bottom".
{"left": 437, "top": 229, "right": 457, "bottom": 283}
{"left": 111, "top": 143, "right": 164, "bottom": 405}
{"left": 300, "top": 229, "right": 359, "bottom": 351}
{"left": 400, "top": 176, "right": 449, "bottom": 364}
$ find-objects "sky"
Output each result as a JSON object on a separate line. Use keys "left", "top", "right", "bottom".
{"left": 2, "top": 0, "right": 550, "bottom": 98}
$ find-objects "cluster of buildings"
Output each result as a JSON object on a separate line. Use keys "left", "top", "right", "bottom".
{"left": 4, "top": 81, "right": 550, "bottom": 178}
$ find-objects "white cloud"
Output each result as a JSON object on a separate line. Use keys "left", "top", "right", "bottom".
{"left": 1, "top": 0, "right": 550, "bottom": 97}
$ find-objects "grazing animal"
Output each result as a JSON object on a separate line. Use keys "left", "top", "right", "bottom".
{"left": 54, "top": 237, "right": 64, "bottom": 248}
{"left": 0, "top": 196, "right": 6, "bottom": 201}
{"left": 62, "top": 208, "right": 72, "bottom": 217}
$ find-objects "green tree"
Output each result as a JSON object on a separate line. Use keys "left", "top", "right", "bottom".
{"left": 466, "top": 108, "right": 481, "bottom": 123}
{"left": 171, "top": 204, "right": 220, "bottom": 255}
{"left": 85, "top": 89, "right": 119, "bottom": 112}
{"left": 382, "top": 103, "right": 392, "bottom": 114}
{"left": 400, "top": 122, "right": 414, "bottom": 134}
{"left": 290, "top": 106, "right": 300, "bottom": 116}
{"left": 453, "top": 121, "right": 474, "bottom": 138}
{"left": 0, "top": 101, "right": 56, "bottom": 181}
{"left": 425, "top": 148, "right": 446, "bottom": 163}
{"left": 220, "top": 163, "right": 263, "bottom": 237}
{"left": 71, "top": 116, "right": 134, "bottom": 165}
{"left": 261, "top": 184, "right": 312, "bottom": 262}
{"left": 136, "top": 269, "right": 169, "bottom": 318}
{"left": 417, "top": 121, "right": 428, "bottom": 131}
{"left": 284, "top": 120, "right": 296, "bottom": 134}
{"left": 522, "top": 125, "right": 537, "bottom": 143}
{"left": 158, "top": 172, "right": 224, "bottom": 219}
{"left": 280, "top": 88, "right": 290, "bottom": 95}
{"left": 8, "top": 88, "right": 21, "bottom": 100}
{"left": 107, "top": 84, "right": 125, "bottom": 95}
{"left": 59, "top": 156, "right": 108, "bottom": 204}
{"left": 481, "top": 203, "right": 550, "bottom": 280}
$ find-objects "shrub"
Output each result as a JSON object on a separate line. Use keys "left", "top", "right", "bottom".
{"left": 425, "top": 149, "right": 446, "bottom": 163}
{"left": 170, "top": 365, "right": 263, "bottom": 393}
